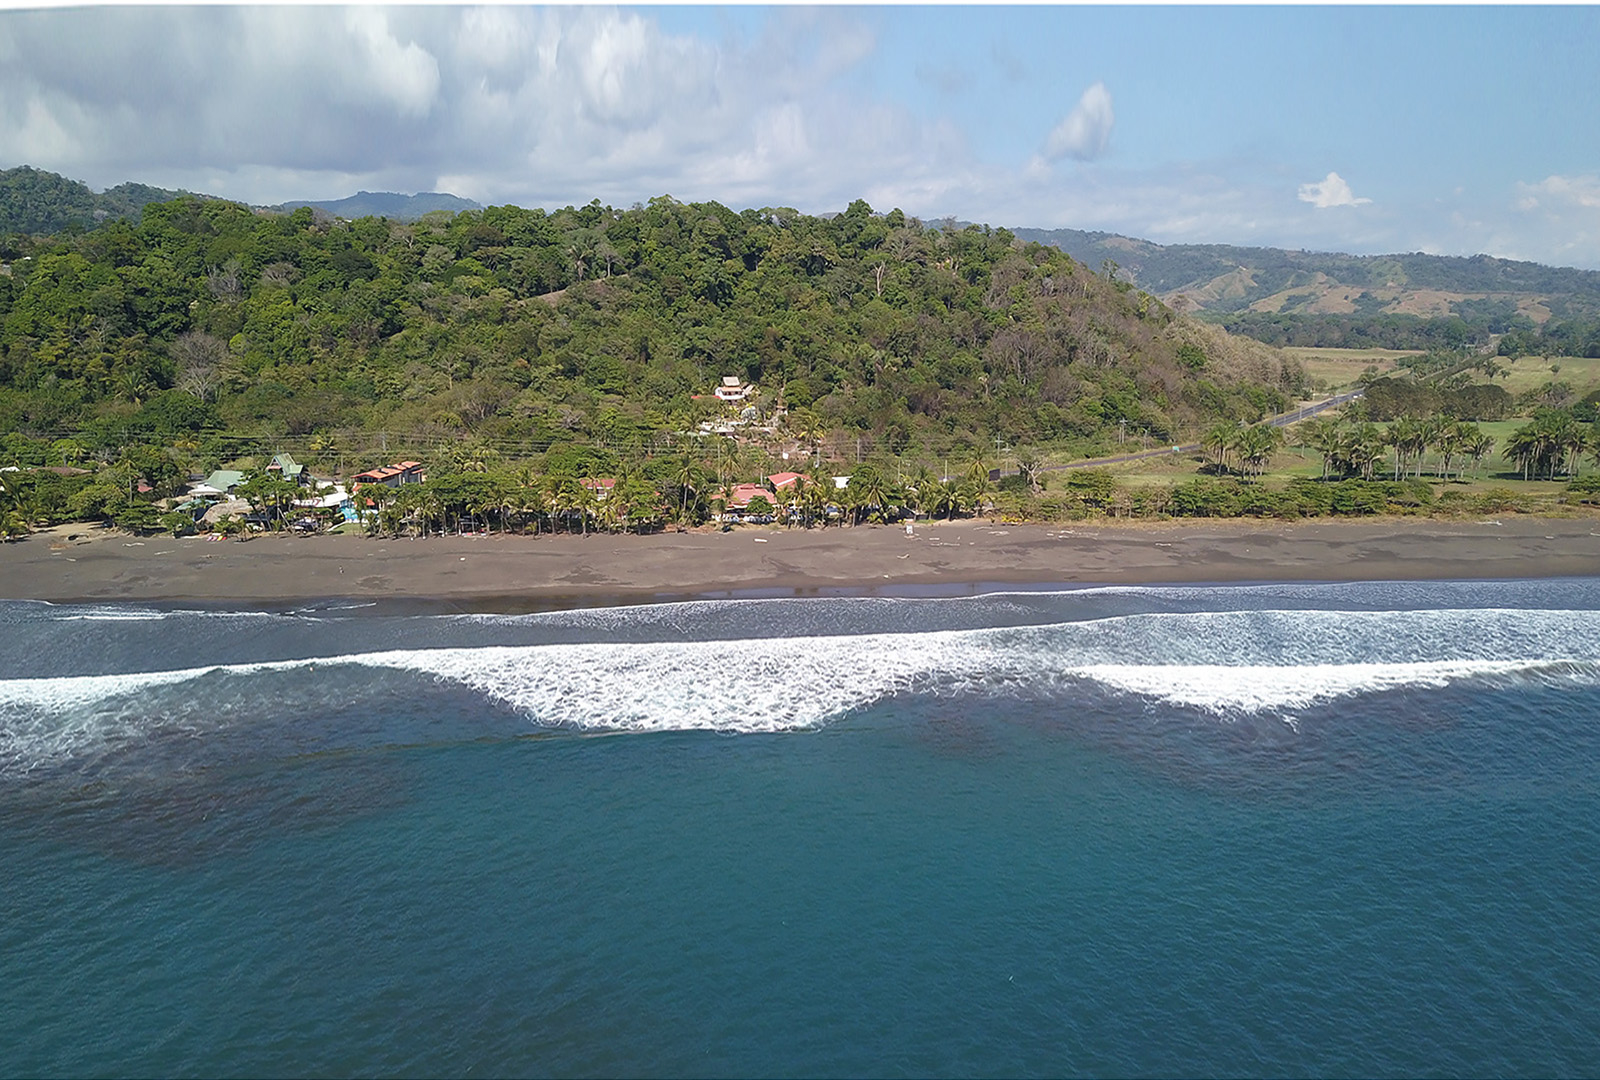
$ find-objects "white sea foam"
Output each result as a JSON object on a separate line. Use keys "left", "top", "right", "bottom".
{"left": 1073, "top": 659, "right": 1599, "bottom": 714}
{"left": 4, "top": 606, "right": 1600, "bottom": 771}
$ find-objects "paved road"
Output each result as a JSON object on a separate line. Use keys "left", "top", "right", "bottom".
{"left": 1036, "top": 388, "right": 1364, "bottom": 474}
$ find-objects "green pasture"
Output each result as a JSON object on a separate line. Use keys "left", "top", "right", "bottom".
{"left": 1283, "top": 347, "right": 1419, "bottom": 391}
{"left": 1494, "top": 354, "right": 1600, "bottom": 397}
{"left": 1049, "top": 414, "right": 1592, "bottom": 493}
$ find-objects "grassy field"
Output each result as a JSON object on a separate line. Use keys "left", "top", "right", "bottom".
{"left": 1283, "top": 347, "right": 1421, "bottom": 392}
{"left": 1053, "top": 415, "right": 1586, "bottom": 494}
{"left": 1493, "top": 354, "right": 1600, "bottom": 397}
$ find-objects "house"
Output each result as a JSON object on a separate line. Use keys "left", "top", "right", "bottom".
{"left": 352, "top": 461, "right": 425, "bottom": 488}
{"left": 581, "top": 477, "right": 616, "bottom": 500}
{"left": 723, "top": 483, "right": 777, "bottom": 511}
{"left": 189, "top": 469, "right": 245, "bottom": 497}
{"left": 766, "top": 471, "right": 808, "bottom": 491}
{"left": 267, "top": 453, "right": 310, "bottom": 486}
{"left": 713, "top": 375, "right": 755, "bottom": 402}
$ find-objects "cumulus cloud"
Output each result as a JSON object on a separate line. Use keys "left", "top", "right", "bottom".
{"left": 1298, "top": 171, "right": 1371, "bottom": 209}
{"left": 1, "top": 8, "right": 1597, "bottom": 268}
{"left": 1042, "top": 82, "right": 1114, "bottom": 162}
{"left": 0, "top": 5, "right": 945, "bottom": 208}
{"left": 1515, "top": 174, "right": 1600, "bottom": 212}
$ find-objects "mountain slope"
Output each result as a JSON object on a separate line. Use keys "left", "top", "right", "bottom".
{"left": 1013, "top": 227, "right": 1600, "bottom": 323}
{"left": 0, "top": 166, "right": 198, "bottom": 234}
{"left": 273, "top": 191, "right": 482, "bottom": 220}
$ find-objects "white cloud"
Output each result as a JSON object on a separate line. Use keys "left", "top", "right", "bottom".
{"left": 343, "top": 9, "right": 440, "bottom": 118}
{"left": 1298, "top": 171, "right": 1371, "bottom": 209}
{"left": 2, "top": 9, "right": 1599, "bottom": 269}
{"left": 1515, "top": 174, "right": 1600, "bottom": 212}
{"left": 1042, "top": 82, "right": 1114, "bottom": 163}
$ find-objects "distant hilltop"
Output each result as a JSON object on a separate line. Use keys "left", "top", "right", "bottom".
{"left": 0, "top": 165, "right": 481, "bottom": 232}
{"left": 0, "top": 165, "right": 205, "bottom": 234}
{"left": 5, "top": 163, "right": 1598, "bottom": 327}
{"left": 1011, "top": 226, "right": 1600, "bottom": 322}
{"left": 272, "top": 190, "right": 482, "bottom": 221}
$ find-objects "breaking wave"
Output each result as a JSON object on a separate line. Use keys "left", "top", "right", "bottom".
{"left": 3, "top": 603, "right": 1600, "bottom": 776}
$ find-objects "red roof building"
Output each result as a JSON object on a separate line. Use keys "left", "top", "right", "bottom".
{"left": 352, "top": 461, "right": 425, "bottom": 488}
{"left": 724, "top": 483, "right": 776, "bottom": 510}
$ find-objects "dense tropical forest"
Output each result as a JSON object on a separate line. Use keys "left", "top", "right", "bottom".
{"left": 0, "top": 189, "right": 1304, "bottom": 467}
{"left": 3, "top": 174, "right": 1598, "bottom": 540}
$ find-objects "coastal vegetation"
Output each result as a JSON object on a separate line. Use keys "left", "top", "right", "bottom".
{"left": 0, "top": 179, "right": 1597, "bottom": 540}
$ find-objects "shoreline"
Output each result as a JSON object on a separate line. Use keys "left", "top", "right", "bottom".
{"left": 3, "top": 515, "right": 1600, "bottom": 612}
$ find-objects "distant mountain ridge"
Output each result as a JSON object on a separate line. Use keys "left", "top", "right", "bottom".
{"left": 272, "top": 191, "right": 481, "bottom": 221}
{"left": 1011, "top": 227, "right": 1600, "bottom": 323}
{"left": 0, "top": 166, "right": 482, "bottom": 234}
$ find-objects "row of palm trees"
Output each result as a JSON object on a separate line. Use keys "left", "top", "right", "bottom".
{"left": 345, "top": 454, "right": 1002, "bottom": 538}
{"left": 1503, "top": 411, "right": 1595, "bottom": 481}
{"left": 1202, "top": 421, "right": 1286, "bottom": 478}
{"left": 1295, "top": 417, "right": 1498, "bottom": 483}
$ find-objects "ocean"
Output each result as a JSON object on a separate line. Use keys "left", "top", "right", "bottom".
{"left": 3, "top": 579, "right": 1600, "bottom": 1077}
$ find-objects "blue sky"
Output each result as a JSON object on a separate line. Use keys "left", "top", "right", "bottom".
{"left": 2, "top": 5, "right": 1598, "bottom": 267}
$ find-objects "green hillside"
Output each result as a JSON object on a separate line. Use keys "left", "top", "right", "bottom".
{"left": 0, "top": 166, "right": 199, "bottom": 235}
{"left": 0, "top": 195, "right": 1304, "bottom": 477}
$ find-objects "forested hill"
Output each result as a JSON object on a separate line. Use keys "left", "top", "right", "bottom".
{"left": 1013, "top": 226, "right": 1600, "bottom": 319}
{"left": 0, "top": 195, "right": 1302, "bottom": 467}
{"left": 0, "top": 165, "right": 480, "bottom": 234}
{"left": 0, "top": 166, "right": 200, "bottom": 235}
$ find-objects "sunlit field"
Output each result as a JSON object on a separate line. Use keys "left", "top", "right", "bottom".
{"left": 1283, "top": 347, "right": 1420, "bottom": 392}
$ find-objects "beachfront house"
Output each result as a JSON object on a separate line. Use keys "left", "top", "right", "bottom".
{"left": 716, "top": 482, "right": 779, "bottom": 523}
{"left": 352, "top": 461, "right": 425, "bottom": 488}
{"left": 267, "top": 453, "right": 311, "bottom": 487}
{"left": 581, "top": 478, "right": 616, "bottom": 501}
{"left": 189, "top": 469, "right": 245, "bottom": 498}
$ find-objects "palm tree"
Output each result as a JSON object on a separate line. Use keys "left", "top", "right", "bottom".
{"left": 1383, "top": 418, "right": 1412, "bottom": 480}
{"left": 1437, "top": 423, "right": 1470, "bottom": 481}
{"left": 1235, "top": 423, "right": 1283, "bottom": 479}
{"left": 963, "top": 459, "right": 992, "bottom": 519}
{"left": 0, "top": 472, "right": 30, "bottom": 540}
{"left": 1506, "top": 423, "right": 1542, "bottom": 481}
{"left": 927, "top": 479, "right": 962, "bottom": 521}
{"left": 1415, "top": 416, "right": 1446, "bottom": 479}
{"left": 800, "top": 475, "right": 831, "bottom": 527}
{"left": 1465, "top": 430, "right": 1496, "bottom": 479}
{"left": 848, "top": 466, "right": 894, "bottom": 525}
{"left": 1297, "top": 418, "right": 1342, "bottom": 480}
{"left": 1338, "top": 423, "right": 1383, "bottom": 481}
{"left": 1203, "top": 420, "right": 1240, "bottom": 475}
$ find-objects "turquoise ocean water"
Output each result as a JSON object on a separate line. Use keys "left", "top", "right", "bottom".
{"left": 4, "top": 580, "right": 1600, "bottom": 1077}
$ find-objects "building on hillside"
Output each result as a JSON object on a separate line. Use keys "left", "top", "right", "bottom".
{"left": 352, "top": 461, "right": 425, "bottom": 488}
{"left": 714, "top": 375, "right": 755, "bottom": 402}
{"left": 580, "top": 477, "right": 616, "bottom": 500}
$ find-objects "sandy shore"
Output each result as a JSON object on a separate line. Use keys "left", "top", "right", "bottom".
{"left": 2, "top": 515, "right": 1599, "bottom": 610}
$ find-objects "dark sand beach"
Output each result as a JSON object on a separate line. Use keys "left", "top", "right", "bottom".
{"left": 3, "top": 515, "right": 1600, "bottom": 609}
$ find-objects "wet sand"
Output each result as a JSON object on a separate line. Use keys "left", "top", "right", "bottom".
{"left": 3, "top": 516, "right": 1600, "bottom": 611}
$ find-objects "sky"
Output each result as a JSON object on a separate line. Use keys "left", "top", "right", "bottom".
{"left": 2, "top": 4, "right": 1598, "bottom": 268}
